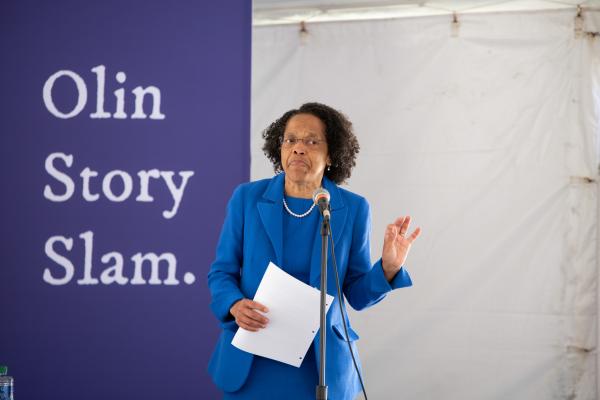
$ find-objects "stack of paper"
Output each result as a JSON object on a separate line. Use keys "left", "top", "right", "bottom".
{"left": 232, "top": 262, "right": 334, "bottom": 367}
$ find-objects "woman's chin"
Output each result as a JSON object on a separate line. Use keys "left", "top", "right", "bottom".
{"left": 285, "top": 167, "right": 308, "bottom": 179}
{"left": 286, "top": 170, "right": 320, "bottom": 182}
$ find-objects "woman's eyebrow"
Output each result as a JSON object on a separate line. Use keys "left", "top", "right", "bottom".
{"left": 283, "top": 132, "right": 321, "bottom": 137}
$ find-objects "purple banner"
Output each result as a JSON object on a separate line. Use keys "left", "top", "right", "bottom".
{"left": 0, "top": 1, "right": 250, "bottom": 399}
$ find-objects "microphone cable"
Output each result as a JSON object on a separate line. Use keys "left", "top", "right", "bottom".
{"left": 327, "top": 226, "right": 369, "bottom": 400}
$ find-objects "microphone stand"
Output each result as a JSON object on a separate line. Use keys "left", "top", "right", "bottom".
{"left": 316, "top": 213, "right": 329, "bottom": 400}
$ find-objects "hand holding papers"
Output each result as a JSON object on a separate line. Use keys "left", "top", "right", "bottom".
{"left": 231, "top": 262, "right": 334, "bottom": 367}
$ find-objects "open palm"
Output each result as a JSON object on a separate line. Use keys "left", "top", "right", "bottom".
{"left": 381, "top": 216, "right": 421, "bottom": 281}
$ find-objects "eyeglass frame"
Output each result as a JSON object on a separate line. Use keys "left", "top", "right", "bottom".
{"left": 280, "top": 136, "right": 327, "bottom": 148}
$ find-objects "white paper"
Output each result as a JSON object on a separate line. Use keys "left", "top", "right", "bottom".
{"left": 231, "top": 262, "right": 334, "bottom": 367}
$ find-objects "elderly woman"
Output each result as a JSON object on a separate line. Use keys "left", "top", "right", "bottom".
{"left": 208, "top": 102, "right": 421, "bottom": 399}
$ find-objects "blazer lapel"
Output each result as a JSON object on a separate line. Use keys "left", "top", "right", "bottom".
{"left": 309, "top": 177, "right": 347, "bottom": 287}
{"left": 325, "top": 178, "right": 347, "bottom": 249}
{"left": 257, "top": 174, "right": 284, "bottom": 266}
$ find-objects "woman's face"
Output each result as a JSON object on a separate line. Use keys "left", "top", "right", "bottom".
{"left": 280, "top": 113, "right": 330, "bottom": 188}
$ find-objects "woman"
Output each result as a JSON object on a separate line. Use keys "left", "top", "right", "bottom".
{"left": 208, "top": 102, "right": 421, "bottom": 399}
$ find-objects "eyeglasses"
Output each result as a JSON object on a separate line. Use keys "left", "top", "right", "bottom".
{"left": 281, "top": 137, "right": 326, "bottom": 148}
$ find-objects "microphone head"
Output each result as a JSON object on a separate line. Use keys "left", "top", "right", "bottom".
{"left": 313, "top": 187, "right": 330, "bottom": 205}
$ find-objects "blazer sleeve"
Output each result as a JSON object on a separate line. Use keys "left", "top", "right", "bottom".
{"left": 207, "top": 185, "right": 246, "bottom": 322}
{"left": 342, "top": 197, "right": 412, "bottom": 311}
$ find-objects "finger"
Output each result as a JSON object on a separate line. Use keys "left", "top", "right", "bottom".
{"left": 399, "top": 216, "right": 411, "bottom": 236}
{"left": 234, "top": 315, "right": 259, "bottom": 331}
{"left": 393, "top": 216, "right": 405, "bottom": 229}
{"left": 239, "top": 315, "right": 265, "bottom": 329}
{"left": 242, "top": 318, "right": 264, "bottom": 329}
{"left": 238, "top": 320, "right": 260, "bottom": 332}
{"left": 382, "top": 225, "right": 396, "bottom": 254}
{"left": 407, "top": 227, "right": 422, "bottom": 243}
{"left": 243, "top": 308, "right": 269, "bottom": 325}
{"left": 383, "top": 224, "right": 398, "bottom": 249}
{"left": 247, "top": 300, "right": 269, "bottom": 313}
{"left": 242, "top": 306, "right": 269, "bottom": 323}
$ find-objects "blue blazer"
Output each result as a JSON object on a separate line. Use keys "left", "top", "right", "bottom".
{"left": 207, "top": 174, "right": 412, "bottom": 398}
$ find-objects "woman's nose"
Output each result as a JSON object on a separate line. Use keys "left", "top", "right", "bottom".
{"left": 292, "top": 141, "right": 307, "bottom": 154}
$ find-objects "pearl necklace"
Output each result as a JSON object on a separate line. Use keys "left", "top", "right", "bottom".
{"left": 283, "top": 197, "right": 316, "bottom": 218}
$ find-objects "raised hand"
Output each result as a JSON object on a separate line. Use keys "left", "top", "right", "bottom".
{"left": 381, "top": 216, "right": 421, "bottom": 281}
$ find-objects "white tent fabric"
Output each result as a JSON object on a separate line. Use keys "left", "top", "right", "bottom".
{"left": 253, "top": 0, "right": 600, "bottom": 26}
{"left": 251, "top": 8, "right": 600, "bottom": 399}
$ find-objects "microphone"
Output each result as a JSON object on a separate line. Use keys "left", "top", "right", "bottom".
{"left": 313, "top": 188, "right": 330, "bottom": 221}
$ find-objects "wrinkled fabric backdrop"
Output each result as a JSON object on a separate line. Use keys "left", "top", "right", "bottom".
{"left": 251, "top": 9, "right": 600, "bottom": 400}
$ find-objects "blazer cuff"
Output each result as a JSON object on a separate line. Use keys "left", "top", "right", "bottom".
{"left": 374, "top": 259, "right": 413, "bottom": 291}
{"left": 211, "top": 291, "right": 245, "bottom": 322}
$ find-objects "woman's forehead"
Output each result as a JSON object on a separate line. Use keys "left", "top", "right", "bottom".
{"left": 284, "top": 113, "right": 325, "bottom": 136}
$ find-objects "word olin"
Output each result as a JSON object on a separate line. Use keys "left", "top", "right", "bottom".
{"left": 43, "top": 65, "right": 165, "bottom": 120}
{"left": 44, "top": 230, "right": 183, "bottom": 286}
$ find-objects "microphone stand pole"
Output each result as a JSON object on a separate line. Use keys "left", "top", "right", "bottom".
{"left": 316, "top": 215, "right": 329, "bottom": 400}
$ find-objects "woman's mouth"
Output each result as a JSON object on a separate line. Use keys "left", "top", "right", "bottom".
{"left": 288, "top": 159, "right": 308, "bottom": 167}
